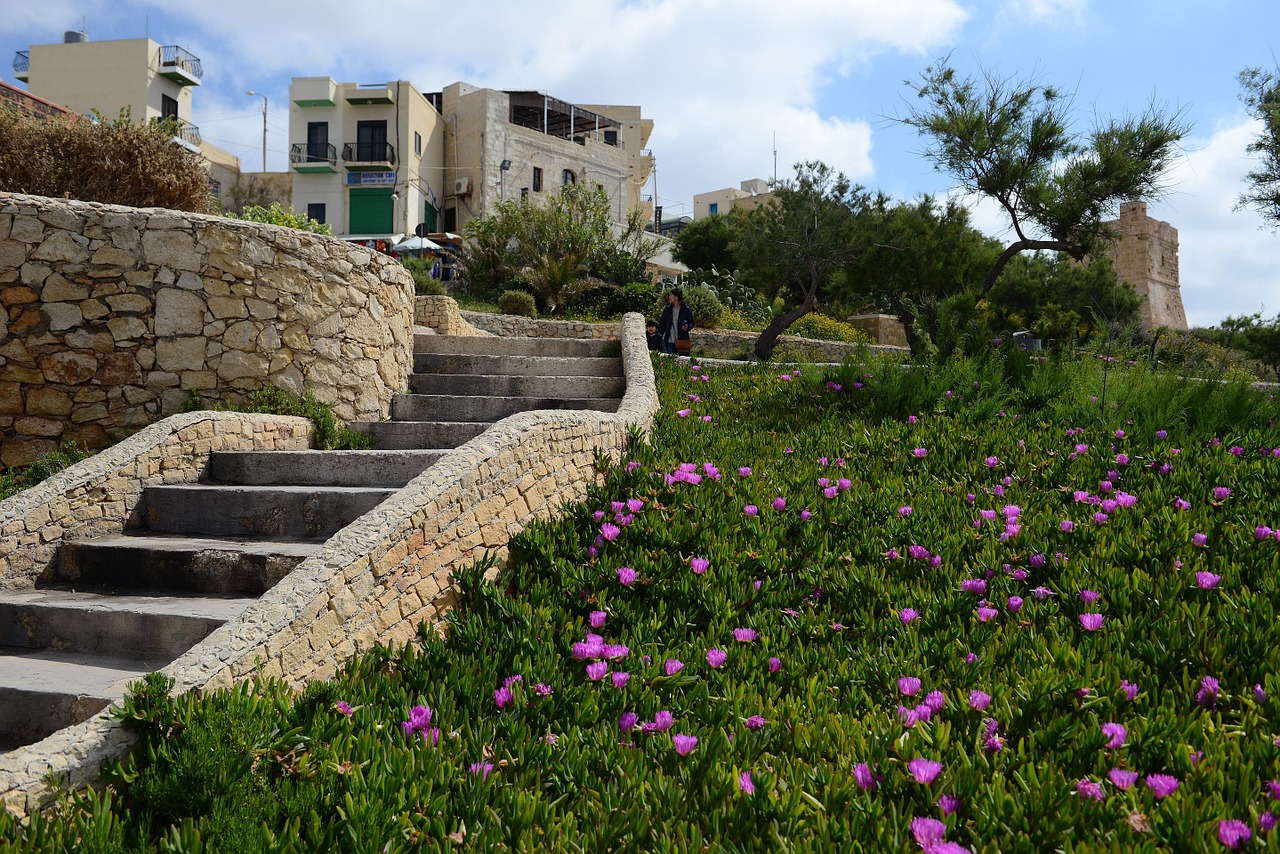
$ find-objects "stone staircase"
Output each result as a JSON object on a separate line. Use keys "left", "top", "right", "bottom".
{"left": 0, "top": 333, "right": 623, "bottom": 749}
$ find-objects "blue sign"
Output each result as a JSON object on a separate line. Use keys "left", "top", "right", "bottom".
{"left": 346, "top": 172, "right": 396, "bottom": 186}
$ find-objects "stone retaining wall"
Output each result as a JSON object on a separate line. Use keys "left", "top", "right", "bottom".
{"left": 0, "top": 314, "right": 658, "bottom": 814}
{"left": 0, "top": 193, "right": 415, "bottom": 468}
{"left": 414, "top": 296, "right": 493, "bottom": 337}
{"left": 460, "top": 310, "right": 613, "bottom": 340}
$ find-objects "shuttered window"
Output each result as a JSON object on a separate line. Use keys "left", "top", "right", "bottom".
{"left": 348, "top": 187, "right": 393, "bottom": 234}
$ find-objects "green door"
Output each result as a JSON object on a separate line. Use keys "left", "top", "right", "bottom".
{"left": 424, "top": 202, "right": 438, "bottom": 232}
{"left": 349, "top": 187, "right": 393, "bottom": 234}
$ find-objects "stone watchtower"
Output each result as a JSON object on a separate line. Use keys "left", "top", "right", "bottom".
{"left": 1102, "top": 201, "right": 1187, "bottom": 331}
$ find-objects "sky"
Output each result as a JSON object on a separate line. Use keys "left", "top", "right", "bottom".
{"left": 1, "top": 0, "right": 1276, "bottom": 327}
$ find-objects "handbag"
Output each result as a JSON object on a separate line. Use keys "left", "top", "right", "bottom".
{"left": 675, "top": 338, "right": 692, "bottom": 354}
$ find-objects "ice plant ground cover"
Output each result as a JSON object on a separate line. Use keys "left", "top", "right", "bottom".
{"left": 8, "top": 348, "right": 1280, "bottom": 850}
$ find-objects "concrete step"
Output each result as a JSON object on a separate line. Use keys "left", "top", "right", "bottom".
{"left": 409, "top": 373, "right": 625, "bottom": 399}
{"left": 413, "top": 353, "right": 623, "bottom": 377}
{"left": 208, "top": 450, "right": 444, "bottom": 488}
{"left": 0, "top": 648, "right": 155, "bottom": 750}
{"left": 58, "top": 535, "right": 322, "bottom": 595}
{"left": 347, "top": 420, "right": 489, "bottom": 450}
{"left": 390, "top": 394, "right": 621, "bottom": 422}
{"left": 0, "top": 589, "right": 254, "bottom": 660}
{"left": 134, "top": 484, "right": 396, "bottom": 540}
{"left": 414, "top": 334, "right": 616, "bottom": 359}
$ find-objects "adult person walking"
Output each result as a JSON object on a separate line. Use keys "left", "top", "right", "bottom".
{"left": 656, "top": 288, "right": 695, "bottom": 355}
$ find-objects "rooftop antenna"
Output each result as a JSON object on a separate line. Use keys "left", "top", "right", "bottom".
{"left": 772, "top": 132, "right": 777, "bottom": 184}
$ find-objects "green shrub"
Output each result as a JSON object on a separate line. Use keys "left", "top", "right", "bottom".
{"left": 402, "top": 258, "right": 448, "bottom": 296}
{"left": 607, "top": 282, "right": 661, "bottom": 316}
{"left": 675, "top": 284, "right": 723, "bottom": 330}
{"left": 787, "top": 312, "right": 871, "bottom": 344}
{"left": 0, "top": 106, "right": 215, "bottom": 213}
{"left": 228, "top": 202, "right": 332, "bottom": 235}
{"left": 183, "top": 386, "right": 371, "bottom": 450}
{"left": 498, "top": 289, "right": 538, "bottom": 318}
{"left": 0, "top": 443, "right": 95, "bottom": 500}
{"left": 718, "top": 307, "right": 766, "bottom": 333}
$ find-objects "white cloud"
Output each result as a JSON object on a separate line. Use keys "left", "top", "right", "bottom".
{"left": 999, "top": 0, "right": 1088, "bottom": 25}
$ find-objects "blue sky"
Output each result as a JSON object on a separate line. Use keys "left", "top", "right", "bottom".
{"left": 2, "top": 0, "right": 1276, "bottom": 326}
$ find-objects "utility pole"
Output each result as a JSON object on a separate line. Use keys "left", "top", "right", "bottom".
{"left": 245, "top": 91, "right": 267, "bottom": 171}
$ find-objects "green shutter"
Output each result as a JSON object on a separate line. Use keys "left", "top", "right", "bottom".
{"left": 424, "top": 202, "right": 438, "bottom": 232}
{"left": 348, "top": 187, "right": 393, "bottom": 234}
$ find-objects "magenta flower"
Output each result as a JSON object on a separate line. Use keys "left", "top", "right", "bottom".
{"left": 908, "top": 758, "right": 943, "bottom": 784}
{"left": 586, "top": 661, "right": 608, "bottom": 681}
{"left": 925, "top": 691, "right": 946, "bottom": 713}
{"left": 1121, "top": 680, "right": 1139, "bottom": 700}
{"left": 768, "top": 657, "right": 782, "bottom": 673}
{"left": 772, "top": 497, "right": 787, "bottom": 511}
{"left": 610, "top": 672, "right": 630, "bottom": 689}
{"left": 913, "top": 448, "right": 928, "bottom": 458}
{"left": 643, "top": 710, "right": 674, "bottom": 733}
{"left": 745, "top": 715, "right": 767, "bottom": 731}
{"left": 534, "top": 682, "right": 552, "bottom": 695}
{"left": 469, "top": 761, "right": 494, "bottom": 780}
{"left": 619, "top": 711, "right": 637, "bottom": 734}
{"left": 1146, "top": 773, "right": 1180, "bottom": 798}
{"left": 1256, "top": 525, "right": 1273, "bottom": 539}
{"left": 1060, "top": 519, "right": 1075, "bottom": 532}
{"left": 739, "top": 770, "right": 755, "bottom": 795}
{"left": 627, "top": 498, "right": 644, "bottom": 513}
{"left": 590, "top": 610, "right": 608, "bottom": 628}
{"left": 899, "top": 505, "right": 913, "bottom": 516}
{"left": 1109, "top": 768, "right": 1140, "bottom": 790}
{"left": 969, "top": 690, "right": 991, "bottom": 711}
{"left": 800, "top": 509, "right": 812, "bottom": 521}
{"left": 897, "top": 705, "right": 919, "bottom": 727}
{"left": 961, "top": 578, "right": 987, "bottom": 595}
{"left": 900, "top": 608, "right": 920, "bottom": 624}
{"left": 738, "top": 467, "right": 752, "bottom": 477}
{"left": 898, "top": 676, "right": 922, "bottom": 696}
{"left": 1196, "top": 572, "right": 1221, "bottom": 589}
{"left": 664, "top": 659, "right": 684, "bottom": 676}
{"left": 911, "top": 816, "right": 947, "bottom": 846}
{"left": 707, "top": 648, "right": 726, "bottom": 669}
{"left": 734, "top": 628, "right": 757, "bottom": 643}
{"left": 853, "top": 762, "right": 878, "bottom": 791}
{"left": 1101, "top": 722, "right": 1127, "bottom": 749}
{"left": 1196, "top": 675, "right": 1220, "bottom": 708}
{"left": 823, "top": 486, "right": 838, "bottom": 499}
{"left": 937, "top": 793, "right": 961, "bottom": 815}
{"left": 1007, "top": 596, "right": 1024, "bottom": 613}
{"left": 744, "top": 504, "right": 759, "bottom": 517}
{"left": 1080, "top": 589, "right": 1100, "bottom": 605}
{"left": 1212, "top": 486, "right": 1232, "bottom": 501}
{"left": 601, "top": 522, "right": 620, "bottom": 541}
{"left": 1079, "top": 613, "right": 1105, "bottom": 631}
{"left": 494, "top": 685, "right": 515, "bottom": 708}
{"left": 1255, "top": 684, "right": 1267, "bottom": 702}
{"left": 672, "top": 734, "right": 698, "bottom": 756}
{"left": 977, "top": 606, "right": 998, "bottom": 623}
{"left": 1192, "top": 532, "right": 1208, "bottom": 547}
{"left": 690, "top": 556, "right": 710, "bottom": 574}
{"left": 1032, "top": 586, "right": 1053, "bottom": 600}
{"left": 1076, "top": 779, "right": 1105, "bottom": 801}
{"left": 1174, "top": 497, "right": 1191, "bottom": 511}
{"left": 984, "top": 456, "right": 999, "bottom": 468}
{"left": 336, "top": 701, "right": 354, "bottom": 717}
{"left": 1220, "top": 820, "right": 1251, "bottom": 849}
{"left": 617, "top": 566, "right": 636, "bottom": 586}
{"left": 677, "top": 408, "right": 691, "bottom": 418}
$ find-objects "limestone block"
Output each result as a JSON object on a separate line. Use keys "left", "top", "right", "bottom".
{"left": 25, "top": 387, "right": 71, "bottom": 417}
{"left": 39, "top": 352, "right": 96, "bottom": 385}
{"left": 216, "top": 350, "right": 268, "bottom": 381}
{"left": 245, "top": 298, "right": 278, "bottom": 320}
{"left": 106, "top": 316, "right": 147, "bottom": 342}
{"left": 154, "top": 288, "right": 205, "bottom": 336}
{"left": 2, "top": 363, "right": 44, "bottom": 383}
{"left": 90, "top": 245, "right": 135, "bottom": 268}
{"left": 30, "top": 231, "right": 89, "bottom": 264}
{"left": 40, "top": 273, "right": 89, "bottom": 303}
{"left": 19, "top": 262, "right": 51, "bottom": 287}
{"left": 222, "top": 321, "right": 260, "bottom": 352}
{"left": 155, "top": 338, "right": 207, "bottom": 372}
{"left": 207, "top": 296, "right": 248, "bottom": 320}
{"left": 70, "top": 403, "right": 109, "bottom": 423}
{"left": 14, "top": 416, "right": 64, "bottom": 437}
{"left": 123, "top": 385, "right": 154, "bottom": 404}
{"left": 0, "top": 438, "right": 56, "bottom": 468}
{"left": 105, "top": 293, "right": 152, "bottom": 314}
{"left": 9, "top": 216, "right": 44, "bottom": 243}
{"left": 97, "top": 352, "right": 143, "bottom": 386}
{"left": 140, "top": 230, "right": 200, "bottom": 271}
{"left": 0, "top": 383, "right": 22, "bottom": 414}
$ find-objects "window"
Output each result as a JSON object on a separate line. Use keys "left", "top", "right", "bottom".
{"left": 604, "top": 129, "right": 618, "bottom": 145}
{"left": 708, "top": 203, "right": 718, "bottom": 215}
{"left": 161, "top": 94, "right": 178, "bottom": 120}
{"left": 414, "top": 131, "right": 422, "bottom": 156}
{"left": 442, "top": 206, "right": 457, "bottom": 232}
{"left": 356, "top": 120, "right": 388, "bottom": 161}
{"left": 307, "top": 203, "right": 326, "bottom": 224}
{"left": 208, "top": 178, "right": 221, "bottom": 198}
{"left": 521, "top": 187, "right": 529, "bottom": 199}
{"left": 562, "top": 169, "right": 576, "bottom": 185}
{"left": 532, "top": 167, "right": 543, "bottom": 192}
{"left": 306, "top": 121, "right": 328, "bottom": 161}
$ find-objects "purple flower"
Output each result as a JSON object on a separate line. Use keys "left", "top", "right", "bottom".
{"left": 1156, "top": 429, "right": 1168, "bottom": 439}
{"left": 1269, "top": 779, "right": 1280, "bottom": 800}
{"left": 911, "top": 816, "right": 947, "bottom": 846}
{"left": 617, "top": 566, "right": 636, "bottom": 586}
{"left": 534, "top": 682, "right": 552, "bottom": 695}
{"left": 853, "top": 762, "right": 878, "bottom": 791}
{"left": 1102, "top": 722, "right": 1127, "bottom": 749}
{"left": 739, "top": 770, "right": 755, "bottom": 795}
{"left": 908, "top": 758, "right": 943, "bottom": 784}
{"left": 745, "top": 714, "right": 767, "bottom": 731}
{"left": 898, "top": 676, "right": 922, "bottom": 696}
{"left": 677, "top": 408, "right": 691, "bottom": 418}
{"left": 800, "top": 509, "right": 812, "bottom": 521}
{"left": 672, "top": 734, "right": 698, "bottom": 756}
{"left": 1212, "top": 486, "right": 1232, "bottom": 501}
{"left": 1262, "top": 812, "right": 1278, "bottom": 832}
{"left": 984, "top": 735, "right": 1005, "bottom": 753}
{"left": 664, "top": 659, "right": 684, "bottom": 676}
{"left": 1196, "top": 572, "right": 1221, "bottom": 589}
{"left": 336, "top": 701, "right": 354, "bottom": 717}
{"left": 1196, "top": 675, "right": 1220, "bottom": 708}
{"left": 1079, "top": 589, "right": 1100, "bottom": 605}
{"left": 744, "top": 504, "right": 759, "bottom": 517}
{"left": 409, "top": 704, "right": 433, "bottom": 729}
{"left": 495, "top": 685, "right": 514, "bottom": 708}
{"left": 611, "top": 672, "right": 630, "bottom": 689}
{"left": 898, "top": 705, "right": 919, "bottom": 727}
{"left": 619, "top": 711, "right": 637, "bottom": 734}
{"left": 768, "top": 657, "right": 782, "bottom": 673}
{"left": 1079, "top": 613, "right": 1105, "bottom": 631}
{"left": 961, "top": 578, "right": 987, "bottom": 595}
{"left": 937, "top": 793, "right": 961, "bottom": 815}
{"left": 900, "top": 608, "right": 920, "bottom": 624}
{"left": 644, "top": 710, "right": 674, "bottom": 733}
{"left": 1109, "top": 768, "right": 1139, "bottom": 789}
{"left": 1146, "top": 773, "right": 1180, "bottom": 798}
{"left": 1256, "top": 525, "right": 1273, "bottom": 540}
{"left": 1076, "top": 779, "right": 1105, "bottom": 801}
{"left": 601, "top": 522, "right": 620, "bottom": 541}
{"left": 590, "top": 610, "right": 608, "bottom": 628}
{"left": 772, "top": 497, "right": 787, "bottom": 511}
{"left": 1219, "top": 820, "right": 1251, "bottom": 849}
{"left": 1007, "top": 596, "right": 1024, "bottom": 613}
{"left": 734, "top": 628, "right": 758, "bottom": 643}
{"left": 469, "top": 761, "right": 494, "bottom": 780}
{"left": 925, "top": 691, "right": 946, "bottom": 713}
{"left": 969, "top": 690, "right": 991, "bottom": 711}
{"left": 985, "top": 456, "right": 999, "bottom": 468}
{"left": 1121, "top": 680, "right": 1139, "bottom": 700}
{"left": 586, "top": 661, "right": 609, "bottom": 681}
{"left": 1060, "top": 520, "right": 1075, "bottom": 532}
{"left": 899, "top": 505, "right": 913, "bottom": 517}
{"left": 1032, "top": 586, "right": 1053, "bottom": 600}
{"left": 707, "top": 648, "right": 726, "bottom": 669}
{"left": 690, "top": 556, "right": 709, "bottom": 574}
{"left": 913, "top": 448, "right": 928, "bottom": 458}
{"left": 977, "top": 606, "right": 998, "bottom": 622}
{"left": 738, "top": 466, "right": 752, "bottom": 477}
{"left": 1193, "top": 532, "right": 1208, "bottom": 547}
{"left": 1255, "top": 684, "right": 1267, "bottom": 702}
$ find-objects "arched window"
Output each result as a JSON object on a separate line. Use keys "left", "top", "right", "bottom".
{"left": 562, "top": 169, "right": 576, "bottom": 185}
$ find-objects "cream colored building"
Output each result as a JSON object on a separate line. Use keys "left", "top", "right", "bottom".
{"left": 693, "top": 178, "right": 773, "bottom": 220}
{"left": 288, "top": 77, "right": 445, "bottom": 244}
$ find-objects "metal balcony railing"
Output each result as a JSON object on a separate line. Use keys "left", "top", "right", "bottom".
{"left": 290, "top": 142, "right": 338, "bottom": 164}
{"left": 12, "top": 51, "right": 28, "bottom": 75}
{"left": 342, "top": 141, "right": 397, "bottom": 165}
{"left": 153, "top": 116, "right": 201, "bottom": 147}
{"left": 157, "top": 45, "right": 203, "bottom": 81}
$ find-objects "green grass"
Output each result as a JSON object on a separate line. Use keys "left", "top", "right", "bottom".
{"left": 183, "top": 387, "right": 371, "bottom": 451}
{"left": 0, "top": 444, "right": 96, "bottom": 502}
{"left": 9, "top": 349, "right": 1280, "bottom": 851}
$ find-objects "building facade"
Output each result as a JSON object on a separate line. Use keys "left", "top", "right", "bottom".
{"left": 692, "top": 178, "right": 773, "bottom": 220}
{"left": 1101, "top": 201, "right": 1187, "bottom": 331}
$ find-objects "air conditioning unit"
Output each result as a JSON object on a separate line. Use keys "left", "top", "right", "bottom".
{"left": 453, "top": 177, "right": 472, "bottom": 196}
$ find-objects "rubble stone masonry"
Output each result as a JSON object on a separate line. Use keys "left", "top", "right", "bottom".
{"left": 1103, "top": 201, "right": 1188, "bottom": 331}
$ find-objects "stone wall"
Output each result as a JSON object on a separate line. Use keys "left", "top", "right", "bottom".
{"left": 0, "top": 193, "right": 415, "bottom": 468}
{"left": 0, "top": 313, "right": 658, "bottom": 814}
{"left": 460, "top": 310, "right": 613, "bottom": 340}
{"left": 1100, "top": 201, "right": 1187, "bottom": 332}
{"left": 414, "top": 296, "right": 494, "bottom": 337}
{"left": 0, "top": 412, "right": 312, "bottom": 591}
{"left": 847, "top": 314, "right": 909, "bottom": 348}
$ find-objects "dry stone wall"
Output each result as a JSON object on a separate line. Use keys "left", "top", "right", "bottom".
{"left": 0, "top": 193, "right": 415, "bottom": 468}
{"left": 0, "top": 314, "right": 658, "bottom": 815}
{"left": 414, "top": 296, "right": 493, "bottom": 337}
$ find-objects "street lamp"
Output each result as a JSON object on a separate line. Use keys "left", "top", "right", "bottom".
{"left": 499, "top": 159, "right": 511, "bottom": 201}
{"left": 245, "top": 91, "right": 267, "bottom": 172}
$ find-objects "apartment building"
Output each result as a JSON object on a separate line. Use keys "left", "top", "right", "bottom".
{"left": 693, "top": 178, "right": 773, "bottom": 220}
{"left": 287, "top": 77, "right": 655, "bottom": 243}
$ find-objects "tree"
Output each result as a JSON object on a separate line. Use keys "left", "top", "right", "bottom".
{"left": 899, "top": 61, "right": 1189, "bottom": 297}
{"left": 1237, "top": 65, "right": 1280, "bottom": 229}
{"left": 732, "top": 161, "right": 875, "bottom": 361}
{"left": 839, "top": 196, "right": 999, "bottom": 354}
{"left": 671, "top": 212, "right": 738, "bottom": 270}
{"left": 984, "top": 252, "right": 1141, "bottom": 344}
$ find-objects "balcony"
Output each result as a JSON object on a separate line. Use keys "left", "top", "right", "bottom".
{"left": 344, "top": 84, "right": 394, "bottom": 105}
{"left": 290, "top": 142, "right": 338, "bottom": 172}
{"left": 342, "top": 141, "right": 397, "bottom": 170}
{"left": 12, "top": 51, "right": 28, "bottom": 82}
{"left": 154, "top": 116, "right": 201, "bottom": 151}
{"left": 156, "top": 46, "right": 202, "bottom": 86}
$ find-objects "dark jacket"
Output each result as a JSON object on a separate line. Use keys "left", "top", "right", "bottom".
{"left": 657, "top": 303, "right": 695, "bottom": 341}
